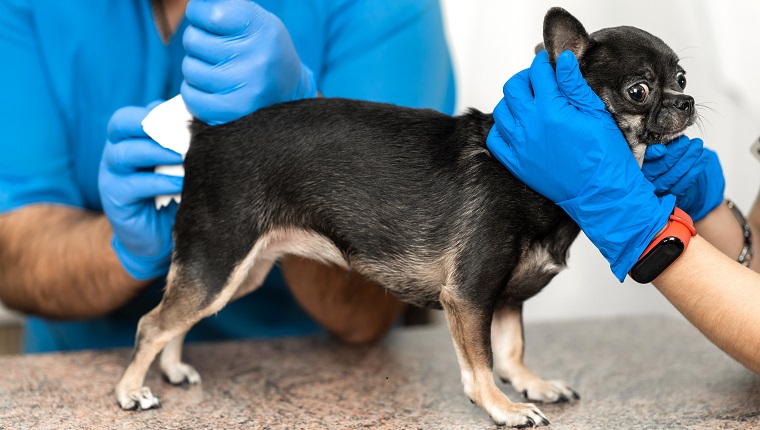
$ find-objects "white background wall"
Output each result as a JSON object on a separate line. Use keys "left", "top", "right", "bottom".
{"left": 439, "top": 0, "right": 760, "bottom": 323}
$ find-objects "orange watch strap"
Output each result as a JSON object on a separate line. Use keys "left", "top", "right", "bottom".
{"left": 638, "top": 207, "right": 697, "bottom": 261}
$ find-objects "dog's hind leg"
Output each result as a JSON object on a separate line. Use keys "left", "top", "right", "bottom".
{"left": 115, "top": 241, "right": 270, "bottom": 411}
{"left": 440, "top": 289, "right": 549, "bottom": 428}
{"left": 157, "top": 258, "right": 276, "bottom": 388}
{"left": 491, "top": 304, "right": 579, "bottom": 403}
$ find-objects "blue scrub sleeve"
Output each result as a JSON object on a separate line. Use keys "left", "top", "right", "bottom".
{"left": 321, "top": 0, "right": 456, "bottom": 114}
{"left": 0, "top": 0, "right": 83, "bottom": 213}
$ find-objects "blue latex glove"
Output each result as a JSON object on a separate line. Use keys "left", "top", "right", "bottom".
{"left": 99, "top": 103, "right": 184, "bottom": 280}
{"left": 486, "top": 50, "right": 675, "bottom": 281}
{"left": 181, "top": 0, "right": 317, "bottom": 126}
{"left": 643, "top": 138, "right": 724, "bottom": 222}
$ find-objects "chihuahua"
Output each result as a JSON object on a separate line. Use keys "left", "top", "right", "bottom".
{"left": 116, "top": 7, "right": 696, "bottom": 428}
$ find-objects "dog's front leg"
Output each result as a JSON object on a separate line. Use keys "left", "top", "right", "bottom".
{"left": 440, "top": 290, "right": 549, "bottom": 428}
{"left": 491, "top": 304, "right": 579, "bottom": 403}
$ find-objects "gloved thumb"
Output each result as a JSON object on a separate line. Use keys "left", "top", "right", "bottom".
{"left": 644, "top": 144, "right": 667, "bottom": 160}
{"left": 107, "top": 106, "right": 151, "bottom": 143}
{"left": 555, "top": 50, "right": 606, "bottom": 115}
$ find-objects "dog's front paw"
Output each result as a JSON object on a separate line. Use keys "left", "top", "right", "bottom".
{"left": 488, "top": 402, "right": 550, "bottom": 428}
{"left": 513, "top": 378, "right": 580, "bottom": 403}
{"left": 161, "top": 362, "right": 202, "bottom": 386}
{"left": 116, "top": 386, "right": 161, "bottom": 411}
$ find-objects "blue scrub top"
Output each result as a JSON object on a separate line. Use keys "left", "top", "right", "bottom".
{"left": 0, "top": 0, "right": 455, "bottom": 353}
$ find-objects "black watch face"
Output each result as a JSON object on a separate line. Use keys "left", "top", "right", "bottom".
{"left": 630, "top": 237, "right": 685, "bottom": 283}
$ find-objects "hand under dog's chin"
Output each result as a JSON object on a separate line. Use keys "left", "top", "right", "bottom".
{"left": 643, "top": 128, "right": 689, "bottom": 145}
{"left": 627, "top": 127, "right": 689, "bottom": 167}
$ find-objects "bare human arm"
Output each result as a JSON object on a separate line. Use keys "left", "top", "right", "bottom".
{"left": 281, "top": 256, "right": 406, "bottom": 344}
{"left": 653, "top": 234, "right": 760, "bottom": 374}
{"left": 0, "top": 205, "right": 148, "bottom": 319}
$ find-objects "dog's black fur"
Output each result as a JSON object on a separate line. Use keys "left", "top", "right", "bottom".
{"left": 116, "top": 7, "right": 696, "bottom": 427}
{"left": 180, "top": 100, "right": 576, "bottom": 310}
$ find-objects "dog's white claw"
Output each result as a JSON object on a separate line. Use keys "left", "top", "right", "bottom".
{"left": 117, "top": 386, "right": 161, "bottom": 411}
{"left": 137, "top": 387, "right": 161, "bottom": 410}
{"left": 487, "top": 402, "right": 550, "bottom": 428}
{"left": 162, "top": 362, "right": 202, "bottom": 386}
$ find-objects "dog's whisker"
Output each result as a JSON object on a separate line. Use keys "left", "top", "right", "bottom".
{"left": 695, "top": 103, "right": 721, "bottom": 119}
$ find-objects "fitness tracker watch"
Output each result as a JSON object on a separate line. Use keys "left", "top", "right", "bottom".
{"left": 629, "top": 207, "right": 697, "bottom": 283}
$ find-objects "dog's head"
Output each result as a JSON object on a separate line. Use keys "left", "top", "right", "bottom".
{"left": 538, "top": 7, "right": 697, "bottom": 163}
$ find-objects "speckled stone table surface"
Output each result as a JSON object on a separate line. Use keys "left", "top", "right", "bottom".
{"left": 1, "top": 315, "right": 759, "bottom": 429}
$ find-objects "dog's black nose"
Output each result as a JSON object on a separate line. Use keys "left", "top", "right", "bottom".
{"left": 673, "top": 95, "right": 694, "bottom": 113}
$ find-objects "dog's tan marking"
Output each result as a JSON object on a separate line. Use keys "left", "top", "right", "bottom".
{"left": 440, "top": 289, "right": 548, "bottom": 427}
{"left": 509, "top": 245, "right": 562, "bottom": 287}
{"left": 116, "top": 228, "right": 352, "bottom": 410}
{"left": 116, "top": 265, "right": 210, "bottom": 410}
{"left": 491, "top": 305, "right": 579, "bottom": 403}
{"left": 159, "top": 330, "right": 201, "bottom": 385}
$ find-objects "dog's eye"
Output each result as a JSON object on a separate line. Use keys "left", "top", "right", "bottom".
{"left": 677, "top": 71, "right": 687, "bottom": 90}
{"left": 627, "top": 83, "right": 649, "bottom": 103}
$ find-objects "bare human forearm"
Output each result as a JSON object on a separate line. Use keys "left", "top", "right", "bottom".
{"left": 653, "top": 235, "right": 760, "bottom": 374}
{"left": 696, "top": 200, "right": 760, "bottom": 272}
{"left": 0, "top": 205, "right": 149, "bottom": 318}
{"left": 280, "top": 256, "right": 406, "bottom": 344}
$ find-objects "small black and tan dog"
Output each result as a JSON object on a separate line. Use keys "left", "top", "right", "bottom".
{"left": 116, "top": 7, "right": 696, "bottom": 427}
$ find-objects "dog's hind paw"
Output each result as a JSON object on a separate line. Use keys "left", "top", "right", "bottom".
{"left": 518, "top": 379, "right": 580, "bottom": 404}
{"left": 116, "top": 386, "right": 161, "bottom": 411}
{"left": 161, "top": 362, "right": 202, "bottom": 386}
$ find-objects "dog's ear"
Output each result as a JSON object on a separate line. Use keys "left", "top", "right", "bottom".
{"left": 542, "top": 7, "right": 590, "bottom": 66}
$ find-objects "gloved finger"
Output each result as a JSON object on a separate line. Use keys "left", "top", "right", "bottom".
{"left": 502, "top": 68, "right": 533, "bottom": 119}
{"left": 655, "top": 146, "right": 705, "bottom": 192}
{"left": 555, "top": 51, "right": 607, "bottom": 115}
{"left": 182, "top": 24, "right": 239, "bottom": 65}
{"left": 185, "top": 0, "right": 268, "bottom": 36}
{"left": 643, "top": 136, "right": 690, "bottom": 179}
{"left": 677, "top": 149, "right": 725, "bottom": 221}
{"left": 181, "top": 80, "right": 249, "bottom": 126}
{"left": 107, "top": 106, "right": 152, "bottom": 142}
{"left": 642, "top": 135, "right": 691, "bottom": 178}
{"left": 528, "top": 50, "right": 563, "bottom": 101}
{"left": 644, "top": 143, "right": 667, "bottom": 161}
{"left": 648, "top": 137, "right": 703, "bottom": 185}
{"left": 668, "top": 150, "right": 710, "bottom": 196}
{"left": 182, "top": 55, "right": 244, "bottom": 94}
{"left": 120, "top": 173, "right": 184, "bottom": 202}
{"left": 486, "top": 99, "right": 521, "bottom": 169}
{"left": 105, "top": 138, "right": 183, "bottom": 173}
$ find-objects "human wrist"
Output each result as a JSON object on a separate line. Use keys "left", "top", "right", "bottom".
{"left": 111, "top": 234, "right": 171, "bottom": 281}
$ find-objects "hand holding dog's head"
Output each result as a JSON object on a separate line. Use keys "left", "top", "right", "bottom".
{"left": 538, "top": 7, "right": 697, "bottom": 162}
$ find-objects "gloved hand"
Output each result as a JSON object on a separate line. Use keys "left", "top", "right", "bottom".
{"left": 99, "top": 103, "right": 184, "bottom": 280}
{"left": 486, "top": 50, "right": 675, "bottom": 281}
{"left": 181, "top": 0, "right": 317, "bottom": 126}
{"left": 643, "top": 137, "right": 724, "bottom": 222}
